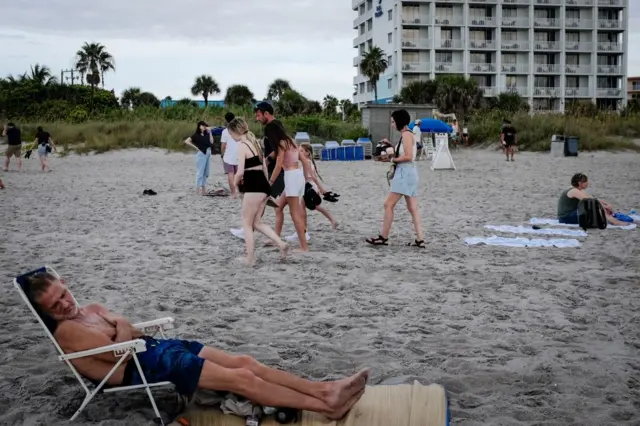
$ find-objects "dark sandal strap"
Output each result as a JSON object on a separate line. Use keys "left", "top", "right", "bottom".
{"left": 408, "top": 239, "right": 425, "bottom": 248}
{"left": 366, "top": 235, "right": 388, "bottom": 245}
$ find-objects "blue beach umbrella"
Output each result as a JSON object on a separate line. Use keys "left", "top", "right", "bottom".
{"left": 408, "top": 118, "right": 452, "bottom": 133}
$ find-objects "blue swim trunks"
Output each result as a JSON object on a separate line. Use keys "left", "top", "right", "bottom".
{"left": 122, "top": 336, "right": 204, "bottom": 396}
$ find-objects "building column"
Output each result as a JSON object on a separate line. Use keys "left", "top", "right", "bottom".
{"left": 560, "top": 5, "right": 566, "bottom": 112}
{"left": 528, "top": 3, "right": 534, "bottom": 108}
{"left": 592, "top": 4, "right": 598, "bottom": 105}
{"left": 496, "top": 4, "right": 502, "bottom": 91}
{"left": 430, "top": 2, "right": 436, "bottom": 80}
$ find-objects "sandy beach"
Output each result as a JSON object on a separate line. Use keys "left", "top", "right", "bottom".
{"left": 1, "top": 147, "right": 639, "bottom": 426}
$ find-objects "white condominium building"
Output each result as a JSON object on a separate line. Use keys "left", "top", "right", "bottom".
{"left": 352, "top": 0, "right": 628, "bottom": 112}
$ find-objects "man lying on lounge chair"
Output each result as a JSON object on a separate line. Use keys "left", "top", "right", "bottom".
{"left": 26, "top": 272, "right": 369, "bottom": 420}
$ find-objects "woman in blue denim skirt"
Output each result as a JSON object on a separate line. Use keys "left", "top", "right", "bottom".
{"left": 366, "top": 109, "right": 425, "bottom": 248}
{"left": 184, "top": 121, "right": 214, "bottom": 195}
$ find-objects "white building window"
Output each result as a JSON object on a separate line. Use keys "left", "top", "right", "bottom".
{"left": 388, "top": 9, "right": 392, "bottom": 21}
{"left": 388, "top": 78, "right": 393, "bottom": 89}
{"left": 388, "top": 55, "right": 393, "bottom": 66}
{"left": 388, "top": 32, "right": 393, "bottom": 43}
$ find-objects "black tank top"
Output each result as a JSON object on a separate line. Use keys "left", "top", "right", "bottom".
{"left": 243, "top": 142, "right": 262, "bottom": 169}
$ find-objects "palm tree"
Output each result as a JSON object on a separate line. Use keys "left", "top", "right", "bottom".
{"left": 121, "top": 87, "right": 142, "bottom": 109}
{"left": 359, "top": 46, "right": 388, "bottom": 102}
{"left": 28, "top": 64, "right": 57, "bottom": 85}
{"left": 322, "top": 95, "right": 339, "bottom": 117}
{"left": 224, "top": 84, "right": 255, "bottom": 106}
{"left": 74, "top": 42, "right": 115, "bottom": 88}
{"left": 266, "top": 79, "right": 292, "bottom": 101}
{"left": 191, "top": 75, "right": 220, "bottom": 106}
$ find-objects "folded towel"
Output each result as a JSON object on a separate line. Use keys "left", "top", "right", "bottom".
{"left": 528, "top": 218, "right": 636, "bottom": 230}
{"left": 486, "top": 224, "right": 587, "bottom": 237}
{"left": 465, "top": 235, "right": 581, "bottom": 248}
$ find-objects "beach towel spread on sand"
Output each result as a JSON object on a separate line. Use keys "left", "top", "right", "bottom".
{"left": 528, "top": 218, "right": 637, "bottom": 230}
{"left": 465, "top": 235, "right": 581, "bottom": 248}
{"left": 485, "top": 224, "right": 588, "bottom": 237}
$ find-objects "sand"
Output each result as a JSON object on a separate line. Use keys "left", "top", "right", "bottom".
{"left": 0, "top": 147, "right": 639, "bottom": 426}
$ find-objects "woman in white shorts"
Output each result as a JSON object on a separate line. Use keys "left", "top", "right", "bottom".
{"left": 265, "top": 122, "right": 309, "bottom": 251}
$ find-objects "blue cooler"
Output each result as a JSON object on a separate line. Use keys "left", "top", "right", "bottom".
{"left": 354, "top": 145, "right": 365, "bottom": 160}
{"left": 337, "top": 147, "right": 346, "bottom": 161}
{"left": 344, "top": 146, "right": 356, "bottom": 161}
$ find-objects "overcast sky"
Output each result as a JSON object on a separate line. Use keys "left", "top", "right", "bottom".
{"left": 0, "top": 0, "right": 638, "bottom": 102}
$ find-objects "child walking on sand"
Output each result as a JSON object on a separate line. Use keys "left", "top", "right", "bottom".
{"left": 298, "top": 143, "right": 338, "bottom": 230}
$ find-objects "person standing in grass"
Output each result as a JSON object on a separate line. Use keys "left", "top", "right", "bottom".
{"left": 184, "top": 121, "right": 214, "bottom": 195}
{"left": 500, "top": 119, "right": 517, "bottom": 161}
{"left": 221, "top": 112, "right": 240, "bottom": 198}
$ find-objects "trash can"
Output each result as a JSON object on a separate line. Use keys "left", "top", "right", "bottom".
{"left": 550, "top": 134, "right": 565, "bottom": 157}
{"left": 564, "top": 136, "right": 579, "bottom": 157}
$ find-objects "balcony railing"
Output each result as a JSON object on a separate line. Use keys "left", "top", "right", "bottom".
{"left": 598, "top": 19, "right": 623, "bottom": 30}
{"left": 596, "top": 88, "right": 623, "bottom": 97}
{"left": 353, "top": 33, "right": 369, "bottom": 47}
{"left": 566, "top": 0, "right": 594, "bottom": 5}
{"left": 565, "top": 41, "right": 593, "bottom": 51}
{"left": 565, "top": 64, "right": 592, "bottom": 74}
{"left": 534, "top": 18, "right": 560, "bottom": 28}
{"left": 597, "top": 42, "right": 622, "bottom": 52}
{"left": 470, "top": 0, "right": 498, "bottom": 3}
{"left": 502, "top": 0, "right": 531, "bottom": 3}
{"left": 598, "top": 0, "right": 623, "bottom": 6}
{"left": 401, "top": 62, "right": 431, "bottom": 72}
{"left": 533, "top": 64, "right": 560, "bottom": 73}
{"left": 435, "top": 62, "right": 464, "bottom": 72}
{"left": 565, "top": 87, "right": 591, "bottom": 97}
{"left": 470, "top": 63, "right": 497, "bottom": 73}
{"left": 353, "top": 56, "right": 361, "bottom": 67}
{"left": 469, "top": 16, "right": 497, "bottom": 26}
{"left": 435, "top": 16, "right": 463, "bottom": 25}
{"left": 566, "top": 18, "right": 594, "bottom": 29}
{"left": 401, "top": 38, "right": 431, "bottom": 49}
{"left": 439, "top": 38, "right": 464, "bottom": 49}
{"left": 501, "top": 17, "right": 530, "bottom": 27}
{"left": 501, "top": 41, "right": 531, "bottom": 50}
{"left": 597, "top": 64, "right": 622, "bottom": 74}
{"left": 469, "top": 39, "right": 497, "bottom": 49}
{"left": 534, "top": 0, "right": 561, "bottom": 4}
{"left": 480, "top": 86, "right": 499, "bottom": 96}
{"left": 502, "top": 86, "right": 529, "bottom": 96}
{"left": 534, "top": 41, "right": 561, "bottom": 50}
{"left": 534, "top": 87, "right": 561, "bottom": 97}
{"left": 500, "top": 63, "right": 529, "bottom": 73}
{"left": 435, "top": 0, "right": 464, "bottom": 2}
{"left": 352, "top": 0, "right": 365, "bottom": 10}
{"left": 401, "top": 17, "right": 430, "bottom": 25}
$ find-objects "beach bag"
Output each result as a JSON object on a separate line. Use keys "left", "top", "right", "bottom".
{"left": 577, "top": 198, "right": 607, "bottom": 230}
{"left": 45, "top": 144, "right": 52, "bottom": 153}
{"left": 303, "top": 182, "right": 321, "bottom": 210}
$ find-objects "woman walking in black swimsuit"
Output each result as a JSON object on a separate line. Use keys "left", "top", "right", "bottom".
{"left": 228, "top": 118, "right": 288, "bottom": 265}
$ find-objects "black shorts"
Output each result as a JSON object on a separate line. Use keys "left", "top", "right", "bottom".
{"left": 504, "top": 141, "right": 516, "bottom": 147}
{"left": 267, "top": 162, "right": 285, "bottom": 198}
{"left": 240, "top": 170, "right": 271, "bottom": 195}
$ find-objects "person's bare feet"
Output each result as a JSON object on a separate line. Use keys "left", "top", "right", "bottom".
{"left": 279, "top": 242, "right": 289, "bottom": 260}
{"left": 325, "top": 388, "right": 366, "bottom": 420}
{"left": 293, "top": 248, "right": 310, "bottom": 253}
{"left": 331, "top": 221, "right": 339, "bottom": 230}
{"left": 324, "top": 368, "right": 370, "bottom": 410}
{"left": 237, "top": 256, "right": 256, "bottom": 266}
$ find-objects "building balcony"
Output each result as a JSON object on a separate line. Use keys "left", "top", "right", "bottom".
{"left": 565, "top": 87, "right": 591, "bottom": 97}
{"left": 353, "top": 33, "right": 369, "bottom": 47}
{"left": 566, "top": 0, "right": 594, "bottom": 5}
{"left": 353, "top": 56, "right": 362, "bottom": 67}
{"left": 435, "top": 62, "right": 464, "bottom": 72}
{"left": 470, "top": 0, "right": 498, "bottom": 4}
{"left": 565, "top": 41, "right": 593, "bottom": 51}
{"left": 480, "top": 86, "right": 500, "bottom": 96}
{"left": 438, "top": 38, "right": 464, "bottom": 49}
{"left": 435, "top": 16, "right": 463, "bottom": 26}
{"left": 353, "top": 13, "right": 369, "bottom": 28}
{"left": 534, "top": 41, "right": 561, "bottom": 51}
{"left": 597, "top": 64, "right": 623, "bottom": 74}
{"left": 596, "top": 88, "right": 623, "bottom": 97}
{"left": 469, "top": 39, "right": 497, "bottom": 49}
{"left": 501, "top": 63, "right": 530, "bottom": 73}
{"left": 598, "top": 19, "right": 623, "bottom": 30}
{"left": 502, "top": 0, "right": 531, "bottom": 4}
{"left": 401, "top": 38, "right": 431, "bottom": 49}
{"left": 598, "top": 0, "right": 623, "bottom": 6}
{"left": 469, "top": 16, "right": 497, "bottom": 26}
{"left": 566, "top": 18, "right": 594, "bottom": 29}
{"left": 470, "top": 63, "right": 498, "bottom": 73}
{"left": 402, "top": 62, "right": 431, "bottom": 73}
{"left": 534, "top": 0, "right": 561, "bottom": 4}
{"left": 435, "top": 0, "right": 464, "bottom": 3}
{"left": 401, "top": 16, "right": 430, "bottom": 26}
{"left": 352, "top": 0, "right": 365, "bottom": 10}
{"left": 534, "top": 18, "right": 560, "bottom": 28}
{"left": 597, "top": 42, "right": 622, "bottom": 52}
{"left": 501, "top": 40, "right": 531, "bottom": 51}
{"left": 502, "top": 86, "right": 530, "bottom": 96}
{"left": 565, "top": 64, "right": 592, "bottom": 74}
{"left": 533, "top": 64, "right": 561, "bottom": 73}
{"left": 501, "top": 17, "right": 530, "bottom": 27}
{"left": 533, "top": 87, "right": 561, "bottom": 97}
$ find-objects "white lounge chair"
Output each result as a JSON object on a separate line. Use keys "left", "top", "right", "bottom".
{"left": 14, "top": 266, "right": 176, "bottom": 425}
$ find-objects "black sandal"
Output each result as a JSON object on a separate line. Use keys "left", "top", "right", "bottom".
{"left": 407, "top": 239, "right": 425, "bottom": 248}
{"left": 366, "top": 235, "right": 388, "bottom": 246}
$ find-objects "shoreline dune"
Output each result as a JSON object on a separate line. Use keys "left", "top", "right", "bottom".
{"left": 1, "top": 148, "right": 639, "bottom": 425}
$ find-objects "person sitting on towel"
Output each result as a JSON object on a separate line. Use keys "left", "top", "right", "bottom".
{"left": 557, "top": 173, "right": 627, "bottom": 226}
{"left": 26, "top": 272, "right": 369, "bottom": 420}
{"left": 373, "top": 139, "right": 394, "bottom": 162}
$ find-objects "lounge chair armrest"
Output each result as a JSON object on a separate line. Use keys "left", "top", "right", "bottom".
{"left": 59, "top": 339, "right": 148, "bottom": 361}
{"left": 133, "top": 317, "right": 175, "bottom": 334}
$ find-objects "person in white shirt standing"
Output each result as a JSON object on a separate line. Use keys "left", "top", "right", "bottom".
{"left": 221, "top": 112, "right": 240, "bottom": 198}
{"left": 412, "top": 119, "right": 422, "bottom": 148}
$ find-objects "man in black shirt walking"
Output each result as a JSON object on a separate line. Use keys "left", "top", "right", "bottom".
{"left": 500, "top": 119, "right": 517, "bottom": 162}
{"left": 3, "top": 122, "right": 23, "bottom": 171}
{"left": 254, "top": 102, "right": 285, "bottom": 199}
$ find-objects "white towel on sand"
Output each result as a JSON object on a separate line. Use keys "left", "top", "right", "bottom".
{"left": 485, "top": 224, "right": 588, "bottom": 237}
{"left": 528, "top": 218, "right": 636, "bottom": 230}
{"left": 465, "top": 235, "right": 581, "bottom": 248}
